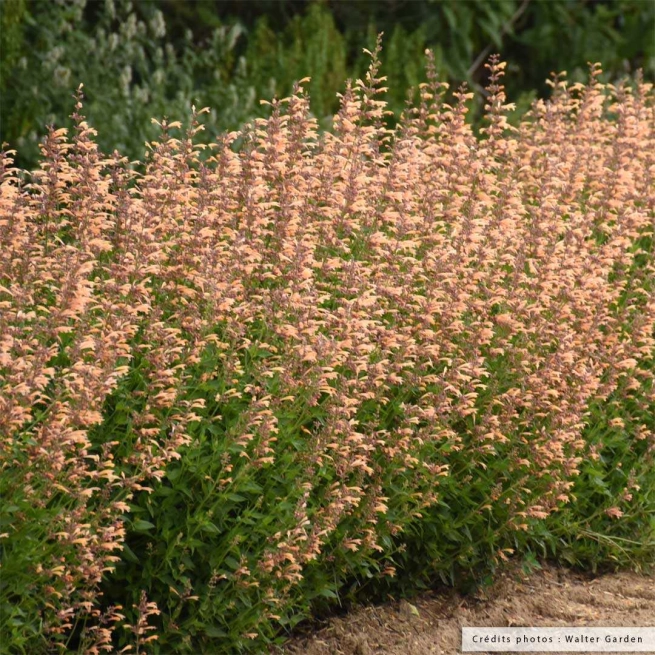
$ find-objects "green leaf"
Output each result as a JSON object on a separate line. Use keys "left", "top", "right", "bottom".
{"left": 443, "top": 5, "right": 457, "bottom": 32}
{"left": 317, "top": 587, "right": 337, "bottom": 599}
{"left": 133, "top": 519, "right": 155, "bottom": 531}
{"left": 204, "top": 626, "right": 228, "bottom": 638}
{"left": 200, "top": 521, "right": 220, "bottom": 535}
{"left": 480, "top": 18, "right": 503, "bottom": 48}
{"left": 121, "top": 543, "right": 140, "bottom": 564}
{"left": 224, "top": 556, "right": 240, "bottom": 570}
{"left": 167, "top": 468, "right": 182, "bottom": 481}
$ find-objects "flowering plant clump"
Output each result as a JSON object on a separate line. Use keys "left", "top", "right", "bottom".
{"left": 1, "top": 45, "right": 653, "bottom": 653}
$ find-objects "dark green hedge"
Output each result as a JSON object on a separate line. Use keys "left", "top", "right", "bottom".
{"left": 1, "top": 0, "right": 653, "bottom": 168}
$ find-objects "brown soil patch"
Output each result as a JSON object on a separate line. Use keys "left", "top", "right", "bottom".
{"left": 280, "top": 564, "right": 655, "bottom": 655}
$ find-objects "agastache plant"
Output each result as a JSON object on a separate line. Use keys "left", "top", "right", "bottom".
{"left": 1, "top": 45, "right": 653, "bottom": 653}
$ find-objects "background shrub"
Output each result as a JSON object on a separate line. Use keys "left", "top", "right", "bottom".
{"left": 1, "top": 0, "right": 653, "bottom": 170}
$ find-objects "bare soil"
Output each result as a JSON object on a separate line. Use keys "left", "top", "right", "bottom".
{"left": 280, "top": 564, "right": 655, "bottom": 655}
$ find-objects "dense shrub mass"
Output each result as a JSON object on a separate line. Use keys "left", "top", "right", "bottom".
{"left": 2, "top": 0, "right": 653, "bottom": 170}
{"left": 1, "top": 50, "right": 654, "bottom": 653}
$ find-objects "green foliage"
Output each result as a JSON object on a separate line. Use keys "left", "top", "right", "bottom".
{"left": 0, "top": 465, "right": 52, "bottom": 653}
{"left": 98, "top": 328, "right": 415, "bottom": 652}
{"left": 546, "top": 402, "right": 655, "bottom": 572}
{"left": 0, "top": 0, "right": 27, "bottom": 91}
{"left": 515, "top": 0, "right": 655, "bottom": 90}
{"left": 2, "top": 0, "right": 653, "bottom": 170}
{"left": 246, "top": 3, "right": 348, "bottom": 122}
{"left": 0, "top": 0, "right": 261, "bottom": 167}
